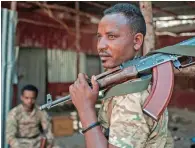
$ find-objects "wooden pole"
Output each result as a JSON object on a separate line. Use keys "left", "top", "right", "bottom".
{"left": 75, "top": 2, "right": 81, "bottom": 129}
{"left": 11, "top": 1, "right": 17, "bottom": 11}
{"left": 75, "top": 1, "right": 80, "bottom": 76}
{"left": 139, "top": 1, "right": 155, "bottom": 55}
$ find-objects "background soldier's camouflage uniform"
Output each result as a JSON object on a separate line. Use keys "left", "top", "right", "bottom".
{"left": 6, "top": 104, "right": 59, "bottom": 148}
{"left": 98, "top": 86, "right": 174, "bottom": 148}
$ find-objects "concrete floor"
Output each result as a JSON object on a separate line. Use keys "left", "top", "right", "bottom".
{"left": 53, "top": 107, "right": 195, "bottom": 148}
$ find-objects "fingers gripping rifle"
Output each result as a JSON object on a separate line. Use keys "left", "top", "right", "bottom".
{"left": 40, "top": 38, "right": 195, "bottom": 121}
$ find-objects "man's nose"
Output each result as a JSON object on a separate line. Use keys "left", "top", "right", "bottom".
{"left": 97, "top": 37, "right": 108, "bottom": 52}
{"left": 28, "top": 99, "right": 33, "bottom": 104}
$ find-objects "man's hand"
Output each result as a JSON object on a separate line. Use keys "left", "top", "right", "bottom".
{"left": 69, "top": 73, "right": 99, "bottom": 114}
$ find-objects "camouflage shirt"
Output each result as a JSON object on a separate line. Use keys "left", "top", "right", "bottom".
{"left": 98, "top": 87, "right": 174, "bottom": 148}
{"left": 6, "top": 104, "right": 56, "bottom": 148}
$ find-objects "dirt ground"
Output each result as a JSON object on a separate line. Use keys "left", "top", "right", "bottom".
{"left": 52, "top": 107, "right": 195, "bottom": 148}
{"left": 168, "top": 108, "right": 195, "bottom": 148}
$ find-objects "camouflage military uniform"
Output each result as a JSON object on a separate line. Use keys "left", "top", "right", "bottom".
{"left": 98, "top": 86, "right": 174, "bottom": 148}
{"left": 6, "top": 104, "right": 59, "bottom": 148}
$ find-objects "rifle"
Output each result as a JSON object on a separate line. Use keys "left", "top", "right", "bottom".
{"left": 40, "top": 38, "right": 195, "bottom": 121}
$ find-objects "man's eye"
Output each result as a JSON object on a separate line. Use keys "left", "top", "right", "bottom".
{"left": 97, "top": 34, "right": 101, "bottom": 38}
{"left": 97, "top": 36, "right": 102, "bottom": 41}
{"left": 108, "top": 35, "right": 116, "bottom": 40}
{"left": 97, "top": 36, "right": 101, "bottom": 39}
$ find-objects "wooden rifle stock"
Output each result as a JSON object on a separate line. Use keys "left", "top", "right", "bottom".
{"left": 143, "top": 61, "right": 174, "bottom": 120}
{"left": 97, "top": 66, "right": 138, "bottom": 89}
{"left": 40, "top": 137, "right": 47, "bottom": 148}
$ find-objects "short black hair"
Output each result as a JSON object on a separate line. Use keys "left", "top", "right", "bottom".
{"left": 103, "top": 3, "right": 146, "bottom": 36}
{"left": 21, "top": 84, "right": 38, "bottom": 98}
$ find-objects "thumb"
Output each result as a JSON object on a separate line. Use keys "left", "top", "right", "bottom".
{"left": 91, "top": 75, "right": 99, "bottom": 92}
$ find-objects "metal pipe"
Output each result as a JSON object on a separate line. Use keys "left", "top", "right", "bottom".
{"left": 1, "top": 8, "right": 9, "bottom": 148}
{"left": 1, "top": 7, "right": 17, "bottom": 148}
{"left": 5, "top": 10, "right": 17, "bottom": 119}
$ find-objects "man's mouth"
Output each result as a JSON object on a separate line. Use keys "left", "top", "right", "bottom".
{"left": 99, "top": 53, "right": 111, "bottom": 62}
{"left": 100, "top": 56, "right": 111, "bottom": 61}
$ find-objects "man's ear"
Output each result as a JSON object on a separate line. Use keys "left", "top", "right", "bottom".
{"left": 133, "top": 33, "right": 144, "bottom": 51}
{"left": 20, "top": 95, "right": 23, "bottom": 101}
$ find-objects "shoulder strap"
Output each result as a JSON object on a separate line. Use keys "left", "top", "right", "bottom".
{"left": 147, "top": 45, "right": 195, "bottom": 57}
{"left": 99, "top": 75, "right": 152, "bottom": 101}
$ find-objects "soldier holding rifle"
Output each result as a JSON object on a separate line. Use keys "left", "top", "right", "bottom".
{"left": 69, "top": 3, "right": 174, "bottom": 148}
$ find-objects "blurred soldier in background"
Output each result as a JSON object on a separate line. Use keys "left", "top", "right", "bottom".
{"left": 6, "top": 84, "right": 59, "bottom": 148}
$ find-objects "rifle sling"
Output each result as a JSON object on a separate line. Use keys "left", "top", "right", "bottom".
{"left": 99, "top": 75, "right": 152, "bottom": 100}
{"left": 148, "top": 45, "right": 195, "bottom": 57}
